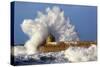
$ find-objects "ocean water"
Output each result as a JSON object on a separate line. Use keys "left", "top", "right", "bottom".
{"left": 13, "top": 51, "right": 69, "bottom": 65}
{"left": 12, "top": 44, "right": 97, "bottom": 65}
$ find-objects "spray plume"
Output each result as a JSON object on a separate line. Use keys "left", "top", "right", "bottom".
{"left": 20, "top": 6, "right": 79, "bottom": 55}
{"left": 12, "top": 6, "right": 97, "bottom": 62}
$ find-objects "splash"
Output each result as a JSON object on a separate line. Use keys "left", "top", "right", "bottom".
{"left": 20, "top": 6, "right": 79, "bottom": 55}
{"left": 11, "top": 46, "right": 26, "bottom": 56}
{"left": 64, "top": 44, "right": 97, "bottom": 62}
{"left": 34, "top": 6, "right": 79, "bottom": 41}
{"left": 21, "top": 19, "right": 48, "bottom": 55}
{"left": 12, "top": 6, "right": 97, "bottom": 63}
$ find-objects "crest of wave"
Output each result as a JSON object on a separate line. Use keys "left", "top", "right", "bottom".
{"left": 20, "top": 6, "right": 79, "bottom": 55}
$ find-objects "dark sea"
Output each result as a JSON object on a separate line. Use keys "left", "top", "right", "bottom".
{"left": 12, "top": 51, "right": 69, "bottom": 66}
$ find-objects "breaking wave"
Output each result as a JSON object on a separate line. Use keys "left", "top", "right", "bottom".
{"left": 12, "top": 6, "right": 97, "bottom": 64}
{"left": 21, "top": 6, "right": 79, "bottom": 55}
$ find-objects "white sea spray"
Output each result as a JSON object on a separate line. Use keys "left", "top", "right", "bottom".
{"left": 12, "top": 6, "right": 97, "bottom": 62}
{"left": 64, "top": 44, "right": 97, "bottom": 62}
{"left": 20, "top": 6, "right": 79, "bottom": 55}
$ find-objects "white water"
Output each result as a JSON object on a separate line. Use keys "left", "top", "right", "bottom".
{"left": 64, "top": 44, "right": 97, "bottom": 62}
{"left": 21, "top": 20, "right": 48, "bottom": 55}
{"left": 12, "top": 44, "right": 97, "bottom": 63}
{"left": 20, "top": 6, "right": 79, "bottom": 55}
{"left": 12, "top": 6, "right": 97, "bottom": 62}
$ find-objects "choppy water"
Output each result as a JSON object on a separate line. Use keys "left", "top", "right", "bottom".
{"left": 13, "top": 51, "right": 68, "bottom": 65}
{"left": 12, "top": 44, "right": 97, "bottom": 65}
